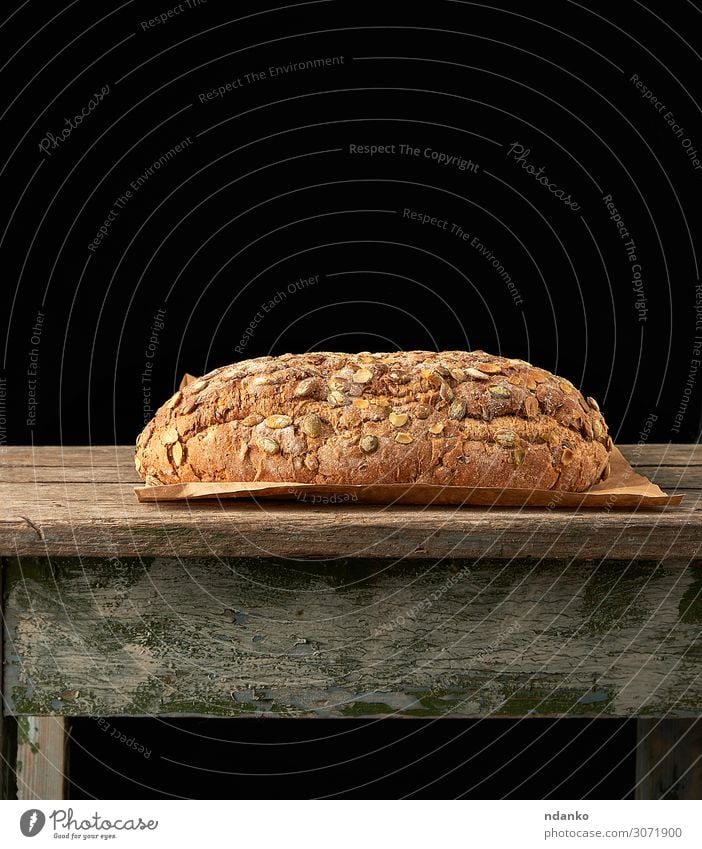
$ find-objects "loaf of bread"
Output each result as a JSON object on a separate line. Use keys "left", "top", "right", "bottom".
{"left": 134, "top": 351, "right": 612, "bottom": 492}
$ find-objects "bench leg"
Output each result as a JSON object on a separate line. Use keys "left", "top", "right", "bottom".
{"left": 15, "top": 717, "right": 68, "bottom": 800}
{"left": 0, "top": 559, "right": 7, "bottom": 799}
{"left": 3, "top": 559, "right": 67, "bottom": 799}
{"left": 635, "top": 718, "right": 702, "bottom": 799}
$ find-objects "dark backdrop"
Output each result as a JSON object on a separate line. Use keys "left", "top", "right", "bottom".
{"left": 1, "top": 0, "right": 701, "bottom": 802}
{"left": 1, "top": 0, "right": 700, "bottom": 445}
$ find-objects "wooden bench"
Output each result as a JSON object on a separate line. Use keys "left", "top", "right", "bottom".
{"left": 1, "top": 444, "right": 700, "bottom": 799}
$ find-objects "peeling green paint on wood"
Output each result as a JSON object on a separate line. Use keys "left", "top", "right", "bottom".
{"left": 679, "top": 572, "right": 702, "bottom": 624}
{"left": 4, "top": 557, "right": 702, "bottom": 718}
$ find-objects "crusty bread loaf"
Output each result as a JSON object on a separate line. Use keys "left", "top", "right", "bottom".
{"left": 135, "top": 351, "right": 612, "bottom": 492}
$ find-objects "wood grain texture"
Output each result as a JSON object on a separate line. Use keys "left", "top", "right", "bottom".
{"left": 0, "top": 446, "right": 699, "bottom": 560}
{"left": 15, "top": 717, "right": 66, "bottom": 800}
{"left": 635, "top": 719, "right": 702, "bottom": 799}
{"left": 4, "top": 556, "right": 702, "bottom": 718}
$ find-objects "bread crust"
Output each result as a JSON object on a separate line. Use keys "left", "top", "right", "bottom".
{"left": 135, "top": 351, "right": 612, "bottom": 492}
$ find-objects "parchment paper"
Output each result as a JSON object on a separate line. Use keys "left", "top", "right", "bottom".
{"left": 134, "top": 446, "right": 682, "bottom": 508}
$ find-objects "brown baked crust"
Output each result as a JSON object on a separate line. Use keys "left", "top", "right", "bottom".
{"left": 134, "top": 351, "right": 612, "bottom": 492}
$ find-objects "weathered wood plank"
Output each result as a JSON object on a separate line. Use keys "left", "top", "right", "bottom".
{"left": 8, "top": 444, "right": 695, "bottom": 467}
{"left": 621, "top": 444, "right": 702, "bottom": 466}
{"left": 0, "top": 446, "right": 134, "bottom": 468}
{"left": 5, "top": 557, "right": 702, "bottom": 718}
{"left": 0, "top": 462, "right": 698, "bottom": 490}
{"left": 634, "top": 467, "right": 702, "bottom": 490}
{"left": 7, "top": 444, "right": 690, "bottom": 466}
{"left": 1, "top": 444, "right": 698, "bottom": 481}
{"left": 0, "top": 446, "right": 699, "bottom": 560}
{"left": 635, "top": 719, "right": 702, "bottom": 799}
{"left": 1, "top": 490, "right": 700, "bottom": 560}
{"left": 0, "top": 467, "right": 139, "bottom": 483}
{"left": 1, "top": 491, "right": 700, "bottom": 560}
{"left": 15, "top": 717, "right": 66, "bottom": 800}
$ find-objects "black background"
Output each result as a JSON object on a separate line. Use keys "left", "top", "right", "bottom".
{"left": 1, "top": 0, "right": 701, "bottom": 445}
{"left": 2, "top": 0, "right": 701, "bottom": 801}
{"left": 68, "top": 716, "right": 636, "bottom": 799}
